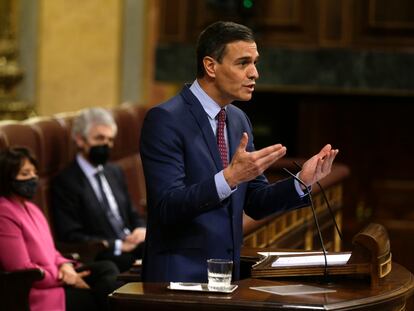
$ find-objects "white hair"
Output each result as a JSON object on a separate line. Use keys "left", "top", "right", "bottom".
{"left": 72, "top": 107, "right": 117, "bottom": 139}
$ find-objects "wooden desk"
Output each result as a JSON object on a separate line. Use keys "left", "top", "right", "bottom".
{"left": 109, "top": 263, "right": 414, "bottom": 311}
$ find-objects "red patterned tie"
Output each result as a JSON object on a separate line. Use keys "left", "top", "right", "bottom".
{"left": 217, "top": 108, "right": 228, "bottom": 168}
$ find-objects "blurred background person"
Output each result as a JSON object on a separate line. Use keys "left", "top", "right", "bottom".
{"left": 52, "top": 107, "right": 146, "bottom": 272}
{"left": 0, "top": 147, "right": 120, "bottom": 311}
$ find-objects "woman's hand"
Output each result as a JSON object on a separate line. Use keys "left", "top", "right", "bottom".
{"left": 58, "top": 263, "right": 90, "bottom": 289}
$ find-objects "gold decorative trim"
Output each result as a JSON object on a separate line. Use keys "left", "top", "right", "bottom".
{"left": 243, "top": 184, "right": 344, "bottom": 250}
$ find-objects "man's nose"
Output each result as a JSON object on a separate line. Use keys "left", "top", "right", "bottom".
{"left": 248, "top": 65, "right": 259, "bottom": 80}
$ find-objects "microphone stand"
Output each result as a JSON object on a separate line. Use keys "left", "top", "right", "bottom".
{"left": 283, "top": 168, "right": 329, "bottom": 281}
{"left": 292, "top": 161, "right": 343, "bottom": 241}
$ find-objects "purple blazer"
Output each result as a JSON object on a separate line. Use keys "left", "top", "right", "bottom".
{"left": 0, "top": 197, "right": 70, "bottom": 311}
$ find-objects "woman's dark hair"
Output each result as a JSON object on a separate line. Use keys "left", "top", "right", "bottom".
{"left": 196, "top": 21, "right": 255, "bottom": 78}
{"left": 0, "top": 147, "right": 38, "bottom": 197}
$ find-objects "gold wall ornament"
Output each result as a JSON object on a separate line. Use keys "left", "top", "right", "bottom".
{"left": 0, "top": 0, "right": 32, "bottom": 120}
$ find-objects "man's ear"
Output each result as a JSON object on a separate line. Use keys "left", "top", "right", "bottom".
{"left": 203, "top": 56, "right": 216, "bottom": 78}
{"left": 74, "top": 134, "right": 86, "bottom": 149}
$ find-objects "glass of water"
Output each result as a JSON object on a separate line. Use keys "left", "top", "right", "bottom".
{"left": 207, "top": 258, "right": 233, "bottom": 291}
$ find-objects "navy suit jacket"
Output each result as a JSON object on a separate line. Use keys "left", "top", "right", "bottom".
{"left": 140, "top": 86, "right": 309, "bottom": 282}
{"left": 51, "top": 160, "right": 145, "bottom": 253}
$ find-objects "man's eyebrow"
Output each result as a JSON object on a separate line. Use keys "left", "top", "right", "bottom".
{"left": 235, "top": 56, "right": 253, "bottom": 62}
{"left": 235, "top": 55, "right": 259, "bottom": 62}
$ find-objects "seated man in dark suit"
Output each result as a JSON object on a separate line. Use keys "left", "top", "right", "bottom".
{"left": 52, "top": 107, "right": 146, "bottom": 272}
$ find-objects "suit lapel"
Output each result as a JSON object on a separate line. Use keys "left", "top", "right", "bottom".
{"left": 223, "top": 105, "right": 243, "bottom": 217}
{"left": 73, "top": 161, "right": 111, "bottom": 223}
{"left": 226, "top": 105, "right": 242, "bottom": 161}
{"left": 73, "top": 162, "right": 100, "bottom": 203}
{"left": 181, "top": 87, "right": 222, "bottom": 170}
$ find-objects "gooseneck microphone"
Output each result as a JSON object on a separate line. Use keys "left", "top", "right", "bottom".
{"left": 283, "top": 167, "right": 328, "bottom": 279}
{"left": 293, "top": 161, "right": 343, "bottom": 241}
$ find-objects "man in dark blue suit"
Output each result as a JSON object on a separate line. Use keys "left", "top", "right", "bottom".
{"left": 140, "top": 21, "right": 338, "bottom": 282}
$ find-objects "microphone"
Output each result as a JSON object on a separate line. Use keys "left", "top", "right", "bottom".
{"left": 282, "top": 167, "right": 328, "bottom": 279}
{"left": 292, "top": 161, "right": 343, "bottom": 241}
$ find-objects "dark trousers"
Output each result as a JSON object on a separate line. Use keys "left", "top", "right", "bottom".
{"left": 96, "top": 242, "right": 144, "bottom": 272}
{"left": 65, "top": 260, "right": 122, "bottom": 311}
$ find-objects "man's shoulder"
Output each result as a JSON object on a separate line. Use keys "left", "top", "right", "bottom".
{"left": 149, "top": 86, "right": 194, "bottom": 115}
{"left": 53, "top": 160, "right": 83, "bottom": 185}
{"left": 103, "top": 162, "right": 123, "bottom": 176}
{"left": 227, "top": 104, "right": 247, "bottom": 117}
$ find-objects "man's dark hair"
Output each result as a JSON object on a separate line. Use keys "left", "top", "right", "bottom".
{"left": 196, "top": 21, "right": 255, "bottom": 78}
{"left": 0, "top": 147, "right": 38, "bottom": 197}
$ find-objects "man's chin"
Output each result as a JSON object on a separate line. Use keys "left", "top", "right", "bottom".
{"left": 228, "top": 92, "right": 253, "bottom": 103}
{"left": 239, "top": 94, "right": 253, "bottom": 101}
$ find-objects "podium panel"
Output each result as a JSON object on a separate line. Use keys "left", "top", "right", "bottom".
{"left": 109, "top": 263, "right": 414, "bottom": 311}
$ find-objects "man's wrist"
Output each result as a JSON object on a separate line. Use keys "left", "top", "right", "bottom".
{"left": 223, "top": 167, "right": 237, "bottom": 189}
{"left": 298, "top": 172, "right": 311, "bottom": 188}
{"left": 114, "top": 239, "right": 122, "bottom": 256}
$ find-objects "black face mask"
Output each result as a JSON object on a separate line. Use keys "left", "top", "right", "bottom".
{"left": 11, "top": 177, "right": 39, "bottom": 199}
{"left": 88, "top": 144, "right": 110, "bottom": 166}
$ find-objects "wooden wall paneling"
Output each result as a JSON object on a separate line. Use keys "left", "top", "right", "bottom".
{"left": 190, "top": 0, "right": 242, "bottom": 41}
{"left": 158, "top": 0, "right": 254, "bottom": 44}
{"left": 368, "top": 0, "right": 414, "bottom": 30}
{"left": 255, "top": 0, "right": 319, "bottom": 47}
{"left": 158, "top": 0, "right": 190, "bottom": 42}
{"left": 261, "top": 0, "right": 301, "bottom": 27}
{"left": 193, "top": 0, "right": 218, "bottom": 33}
{"left": 371, "top": 179, "right": 414, "bottom": 220}
{"left": 156, "top": 0, "right": 414, "bottom": 48}
{"left": 319, "top": 0, "right": 353, "bottom": 47}
{"left": 296, "top": 97, "right": 414, "bottom": 248}
{"left": 353, "top": 0, "right": 414, "bottom": 47}
{"left": 319, "top": 0, "right": 343, "bottom": 46}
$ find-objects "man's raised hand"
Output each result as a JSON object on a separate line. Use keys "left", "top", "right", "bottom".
{"left": 298, "top": 144, "right": 339, "bottom": 187}
{"left": 224, "top": 133, "right": 286, "bottom": 188}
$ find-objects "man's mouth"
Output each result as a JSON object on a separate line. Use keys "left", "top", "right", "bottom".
{"left": 244, "top": 84, "right": 255, "bottom": 91}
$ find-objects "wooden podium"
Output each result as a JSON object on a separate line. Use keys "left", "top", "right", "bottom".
{"left": 109, "top": 224, "right": 414, "bottom": 310}
{"left": 251, "top": 223, "right": 392, "bottom": 286}
{"left": 109, "top": 263, "right": 414, "bottom": 311}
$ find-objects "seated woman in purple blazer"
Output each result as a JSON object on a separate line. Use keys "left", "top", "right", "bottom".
{"left": 0, "top": 147, "right": 120, "bottom": 311}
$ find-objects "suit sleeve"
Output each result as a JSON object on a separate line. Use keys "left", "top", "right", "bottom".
{"left": 51, "top": 176, "right": 116, "bottom": 252}
{"left": 0, "top": 215, "right": 62, "bottom": 289}
{"left": 140, "top": 107, "right": 222, "bottom": 225}
{"left": 239, "top": 111, "right": 310, "bottom": 219}
{"left": 244, "top": 177, "right": 310, "bottom": 220}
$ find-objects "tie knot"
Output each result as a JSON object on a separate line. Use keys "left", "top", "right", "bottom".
{"left": 95, "top": 169, "right": 105, "bottom": 181}
{"left": 217, "top": 108, "right": 226, "bottom": 122}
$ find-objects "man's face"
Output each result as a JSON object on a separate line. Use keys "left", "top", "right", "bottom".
{"left": 212, "top": 40, "right": 259, "bottom": 105}
{"left": 77, "top": 124, "right": 115, "bottom": 155}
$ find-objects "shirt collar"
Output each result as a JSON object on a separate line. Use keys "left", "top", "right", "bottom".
{"left": 189, "top": 79, "right": 225, "bottom": 120}
{"left": 76, "top": 153, "right": 103, "bottom": 178}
